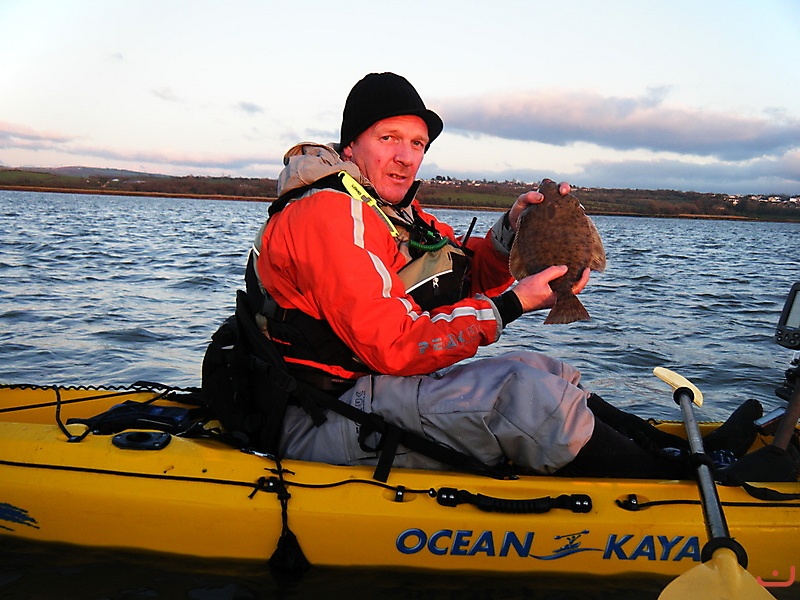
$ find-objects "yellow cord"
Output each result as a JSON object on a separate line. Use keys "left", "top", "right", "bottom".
{"left": 338, "top": 171, "right": 401, "bottom": 239}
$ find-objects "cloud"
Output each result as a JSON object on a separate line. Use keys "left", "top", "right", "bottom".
{"left": 236, "top": 101, "right": 264, "bottom": 115}
{"left": 422, "top": 149, "right": 800, "bottom": 195}
{"left": 576, "top": 155, "right": 800, "bottom": 193}
{"left": 0, "top": 121, "right": 283, "bottom": 175}
{"left": 440, "top": 89, "right": 800, "bottom": 162}
{"left": 151, "top": 87, "right": 183, "bottom": 103}
{"left": 0, "top": 121, "right": 74, "bottom": 147}
{"left": 69, "top": 145, "right": 283, "bottom": 173}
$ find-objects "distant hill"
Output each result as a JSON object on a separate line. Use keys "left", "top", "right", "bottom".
{"left": 1, "top": 167, "right": 798, "bottom": 221}
{"left": 31, "top": 166, "right": 172, "bottom": 179}
{"left": 0, "top": 167, "right": 277, "bottom": 200}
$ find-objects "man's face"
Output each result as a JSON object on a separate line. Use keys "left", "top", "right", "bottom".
{"left": 342, "top": 115, "right": 429, "bottom": 204}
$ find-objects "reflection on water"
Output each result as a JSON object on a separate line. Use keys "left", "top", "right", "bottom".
{"left": 0, "top": 536, "right": 673, "bottom": 600}
{"left": 2, "top": 536, "right": 797, "bottom": 600}
{"left": 1, "top": 191, "right": 798, "bottom": 599}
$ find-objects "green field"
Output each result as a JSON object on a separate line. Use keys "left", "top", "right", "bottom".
{"left": 0, "top": 169, "right": 87, "bottom": 188}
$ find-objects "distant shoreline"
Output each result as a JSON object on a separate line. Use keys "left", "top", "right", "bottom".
{"left": 0, "top": 184, "right": 274, "bottom": 202}
{"left": 0, "top": 184, "right": 783, "bottom": 222}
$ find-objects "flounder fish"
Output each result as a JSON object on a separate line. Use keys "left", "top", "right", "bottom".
{"left": 509, "top": 179, "right": 606, "bottom": 324}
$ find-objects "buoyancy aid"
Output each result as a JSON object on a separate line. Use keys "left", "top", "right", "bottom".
{"left": 251, "top": 142, "right": 511, "bottom": 380}
{"left": 248, "top": 169, "right": 474, "bottom": 388}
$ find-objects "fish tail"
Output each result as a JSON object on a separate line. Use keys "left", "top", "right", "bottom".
{"left": 544, "top": 294, "right": 591, "bottom": 325}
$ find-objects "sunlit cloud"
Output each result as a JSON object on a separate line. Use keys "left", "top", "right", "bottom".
{"left": 0, "top": 121, "right": 282, "bottom": 175}
{"left": 0, "top": 121, "right": 74, "bottom": 147}
{"left": 441, "top": 89, "right": 800, "bottom": 161}
{"left": 574, "top": 154, "right": 800, "bottom": 192}
{"left": 423, "top": 139, "right": 800, "bottom": 195}
{"left": 73, "top": 145, "right": 283, "bottom": 172}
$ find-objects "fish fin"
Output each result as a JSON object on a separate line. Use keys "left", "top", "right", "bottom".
{"left": 508, "top": 244, "right": 528, "bottom": 280}
{"left": 544, "top": 294, "right": 590, "bottom": 325}
{"left": 590, "top": 249, "right": 607, "bottom": 272}
{"left": 587, "top": 219, "right": 607, "bottom": 272}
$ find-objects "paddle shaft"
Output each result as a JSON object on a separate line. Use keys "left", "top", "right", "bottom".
{"left": 675, "top": 387, "right": 730, "bottom": 542}
{"left": 659, "top": 380, "right": 777, "bottom": 600}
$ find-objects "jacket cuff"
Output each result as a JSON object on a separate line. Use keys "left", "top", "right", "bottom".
{"left": 490, "top": 211, "right": 515, "bottom": 255}
{"left": 490, "top": 290, "right": 524, "bottom": 327}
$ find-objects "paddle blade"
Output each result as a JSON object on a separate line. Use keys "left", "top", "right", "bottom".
{"left": 653, "top": 367, "right": 704, "bottom": 406}
{"left": 659, "top": 548, "right": 777, "bottom": 600}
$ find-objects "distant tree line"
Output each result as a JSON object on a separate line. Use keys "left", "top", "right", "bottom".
{"left": 420, "top": 180, "right": 800, "bottom": 221}
{"left": 1, "top": 168, "right": 798, "bottom": 221}
{"left": 117, "top": 175, "right": 278, "bottom": 198}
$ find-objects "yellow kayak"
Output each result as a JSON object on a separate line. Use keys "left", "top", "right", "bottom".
{"left": 1, "top": 383, "right": 798, "bottom": 581}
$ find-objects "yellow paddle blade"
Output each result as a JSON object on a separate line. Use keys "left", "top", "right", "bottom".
{"left": 653, "top": 367, "right": 704, "bottom": 407}
{"left": 659, "top": 548, "right": 777, "bottom": 600}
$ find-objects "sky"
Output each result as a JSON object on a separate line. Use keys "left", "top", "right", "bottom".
{"left": 1, "top": 0, "right": 799, "bottom": 195}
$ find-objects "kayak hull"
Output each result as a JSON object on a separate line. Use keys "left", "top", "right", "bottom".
{"left": 1, "top": 385, "right": 798, "bottom": 579}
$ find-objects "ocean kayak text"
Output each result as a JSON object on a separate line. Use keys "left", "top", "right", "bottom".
{"left": 396, "top": 529, "right": 702, "bottom": 562}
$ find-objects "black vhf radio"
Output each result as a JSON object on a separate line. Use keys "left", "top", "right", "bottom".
{"left": 756, "top": 281, "right": 800, "bottom": 433}
{"left": 775, "top": 281, "right": 800, "bottom": 350}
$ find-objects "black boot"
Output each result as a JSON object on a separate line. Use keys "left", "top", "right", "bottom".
{"left": 588, "top": 394, "right": 762, "bottom": 458}
{"left": 701, "top": 398, "right": 762, "bottom": 457}
{"left": 718, "top": 443, "right": 800, "bottom": 484}
{"left": 555, "top": 419, "right": 691, "bottom": 479}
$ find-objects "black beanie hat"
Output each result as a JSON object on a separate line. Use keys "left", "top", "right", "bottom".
{"left": 339, "top": 72, "right": 444, "bottom": 151}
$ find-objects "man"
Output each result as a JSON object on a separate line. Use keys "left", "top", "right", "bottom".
{"left": 241, "top": 72, "right": 758, "bottom": 478}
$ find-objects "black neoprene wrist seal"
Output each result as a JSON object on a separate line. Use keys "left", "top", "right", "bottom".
{"left": 491, "top": 290, "right": 524, "bottom": 327}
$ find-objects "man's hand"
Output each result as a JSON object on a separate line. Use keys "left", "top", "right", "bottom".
{"left": 512, "top": 266, "right": 590, "bottom": 313}
{"left": 508, "top": 181, "right": 571, "bottom": 233}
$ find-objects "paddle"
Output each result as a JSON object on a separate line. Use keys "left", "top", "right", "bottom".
{"left": 654, "top": 367, "right": 777, "bottom": 600}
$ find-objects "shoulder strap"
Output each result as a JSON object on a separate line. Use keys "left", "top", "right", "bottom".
{"left": 267, "top": 170, "right": 418, "bottom": 244}
{"left": 268, "top": 173, "right": 344, "bottom": 216}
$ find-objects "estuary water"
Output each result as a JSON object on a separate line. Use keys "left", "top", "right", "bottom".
{"left": 0, "top": 190, "right": 798, "bottom": 599}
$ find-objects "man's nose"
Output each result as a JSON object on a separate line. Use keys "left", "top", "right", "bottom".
{"left": 394, "top": 143, "right": 415, "bottom": 165}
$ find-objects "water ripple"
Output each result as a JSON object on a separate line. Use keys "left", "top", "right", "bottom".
{"left": 1, "top": 192, "right": 798, "bottom": 423}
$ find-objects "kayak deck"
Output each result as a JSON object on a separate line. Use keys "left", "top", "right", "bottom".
{"left": 1, "top": 383, "right": 798, "bottom": 579}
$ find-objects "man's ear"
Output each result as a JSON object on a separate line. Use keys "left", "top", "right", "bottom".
{"left": 340, "top": 143, "right": 353, "bottom": 160}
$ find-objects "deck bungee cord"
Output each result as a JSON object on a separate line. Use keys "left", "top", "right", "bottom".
{"left": 0, "top": 380, "right": 598, "bottom": 515}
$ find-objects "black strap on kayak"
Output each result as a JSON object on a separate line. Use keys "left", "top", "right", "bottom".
{"left": 436, "top": 487, "right": 592, "bottom": 514}
{"left": 292, "top": 376, "right": 514, "bottom": 483}
{"left": 260, "top": 459, "right": 310, "bottom": 577}
{"left": 729, "top": 480, "right": 800, "bottom": 501}
{"left": 616, "top": 493, "right": 800, "bottom": 511}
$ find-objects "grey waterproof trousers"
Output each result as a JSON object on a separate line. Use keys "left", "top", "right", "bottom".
{"left": 279, "top": 351, "right": 595, "bottom": 474}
